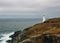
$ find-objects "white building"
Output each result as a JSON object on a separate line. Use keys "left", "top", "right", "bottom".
{"left": 42, "top": 15, "right": 46, "bottom": 22}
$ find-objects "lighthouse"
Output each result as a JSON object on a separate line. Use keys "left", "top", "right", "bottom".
{"left": 42, "top": 15, "right": 46, "bottom": 22}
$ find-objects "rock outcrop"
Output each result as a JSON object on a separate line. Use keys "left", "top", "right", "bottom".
{"left": 7, "top": 18, "right": 60, "bottom": 43}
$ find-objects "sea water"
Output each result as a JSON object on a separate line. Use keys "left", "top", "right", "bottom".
{"left": 0, "top": 18, "right": 42, "bottom": 43}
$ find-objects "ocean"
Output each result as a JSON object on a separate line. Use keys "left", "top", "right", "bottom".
{"left": 0, "top": 18, "right": 42, "bottom": 43}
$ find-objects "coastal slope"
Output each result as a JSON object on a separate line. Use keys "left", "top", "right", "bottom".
{"left": 7, "top": 18, "right": 60, "bottom": 43}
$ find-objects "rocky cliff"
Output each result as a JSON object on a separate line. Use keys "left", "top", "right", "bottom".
{"left": 7, "top": 18, "right": 60, "bottom": 43}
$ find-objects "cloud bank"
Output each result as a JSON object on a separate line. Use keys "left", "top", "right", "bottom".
{"left": 0, "top": 0, "right": 60, "bottom": 18}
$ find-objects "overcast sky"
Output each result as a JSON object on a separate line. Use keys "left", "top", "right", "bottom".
{"left": 0, "top": 0, "right": 60, "bottom": 18}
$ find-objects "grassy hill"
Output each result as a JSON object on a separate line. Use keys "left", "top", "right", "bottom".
{"left": 7, "top": 18, "right": 60, "bottom": 43}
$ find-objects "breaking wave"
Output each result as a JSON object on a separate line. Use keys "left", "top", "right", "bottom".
{"left": 0, "top": 32, "right": 14, "bottom": 43}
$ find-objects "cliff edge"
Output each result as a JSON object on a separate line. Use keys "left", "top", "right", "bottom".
{"left": 7, "top": 18, "right": 60, "bottom": 43}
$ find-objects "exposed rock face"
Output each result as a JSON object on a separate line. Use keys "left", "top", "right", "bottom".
{"left": 7, "top": 18, "right": 60, "bottom": 43}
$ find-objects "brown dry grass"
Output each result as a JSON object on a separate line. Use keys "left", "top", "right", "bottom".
{"left": 25, "top": 18, "right": 60, "bottom": 37}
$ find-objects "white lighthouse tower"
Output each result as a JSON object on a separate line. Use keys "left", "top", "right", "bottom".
{"left": 42, "top": 15, "right": 46, "bottom": 22}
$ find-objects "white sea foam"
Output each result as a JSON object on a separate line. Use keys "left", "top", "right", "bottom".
{"left": 0, "top": 32, "right": 14, "bottom": 43}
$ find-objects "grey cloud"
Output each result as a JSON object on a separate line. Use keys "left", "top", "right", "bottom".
{"left": 0, "top": 0, "right": 59, "bottom": 8}
{"left": 0, "top": 0, "right": 60, "bottom": 16}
